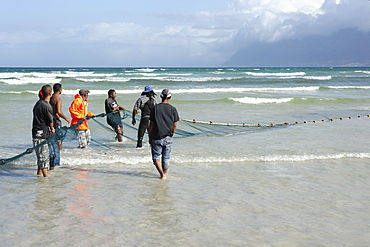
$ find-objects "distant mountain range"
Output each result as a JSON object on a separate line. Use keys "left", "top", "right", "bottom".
{"left": 223, "top": 28, "right": 370, "bottom": 67}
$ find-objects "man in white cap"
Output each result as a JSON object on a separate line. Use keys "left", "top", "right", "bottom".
{"left": 148, "top": 89, "right": 179, "bottom": 179}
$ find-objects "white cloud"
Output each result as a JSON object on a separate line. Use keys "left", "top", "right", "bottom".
{"left": 228, "top": 0, "right": 325, "bottom": 15}
{"left": 230, "top": 0, "right": 370, "bottom": 47}
{"left": 0, "top": 31, "right": 49, "bottom": 46}
{"left": 57, "top": 22, "right": 153, "bottom": 43}
{"left": 53, "top": 21, "right": 235, "bottom": 66}
{"left": 0, "top": 0, "right": 369, "bottom": 66}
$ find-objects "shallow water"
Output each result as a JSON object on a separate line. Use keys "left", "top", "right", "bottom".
{"left": 2, "top": 159, "right": 370, "bottom": 246}
{"left": 1, "top": 67, "right": 370, "bottom": 246}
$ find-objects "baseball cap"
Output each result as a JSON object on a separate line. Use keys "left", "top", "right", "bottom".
{"left": 160, "top": 89, "right": 171, "bottom": 99}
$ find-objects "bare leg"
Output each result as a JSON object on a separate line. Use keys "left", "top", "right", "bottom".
{"left": 41, "top": 168, "right": 49, "bottom": 177}
{"left": 58, "top": 141, "right": 63, "bottom": 150}
{"left": 116, "top": 127, "right": 123, "bottom": 142}
{"left": 154, "top": 160, "right": 167, "bottom": 179}
{"left": 37, "top": 168, "right": 49, "bottom": 177}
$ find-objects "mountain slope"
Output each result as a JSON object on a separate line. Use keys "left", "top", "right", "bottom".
{"left": 223, "top": 29, "right": 370, "bottom": 67}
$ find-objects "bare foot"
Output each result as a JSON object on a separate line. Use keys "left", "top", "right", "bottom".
{"left": 161, "top": 174, "right": 167, "bottom": 180}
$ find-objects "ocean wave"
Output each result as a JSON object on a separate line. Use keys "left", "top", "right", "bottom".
{"left": 245, "top": 72, "right": 306, "bottom": 77}
{"left": 134, "top": 68, "right": 157, "bottom": 72}
{"left": 60, "top": 152, "right": 370, "bottom": 166}
{"left": 71, "top": 76, "right": 237, "bottom": 83}
{"left": 0, "top": 77, "right": 62, "bottom": 85}
{"left": 0, "top": 71, "right": 116, "bottom": 84}
{"left": 230, "top": 97, "right": 294, "bottom": 104}
{"left": 175, "top": 153, "right": 370, "bottom": 164}
{"left": 59, "top": 89, "right": 144, "bottom": 95}
{"left": 355, "top": 70, "right": 370, "bottom": 74}
{"left": 229, "top": 97, "right": 357, "bottom": 104}
{"left": 327, "top": 86, "right": 370, "bottom": 89}
{"left": 77, "top": 77, "right": 131, "bottom": 82}
{"left": 0, "top": 69, "right": 334, "bottom": 85}
{"left": 174, "top": 86, "right": 319, "bottom": 94}
{"left": 303, "top": 76, "right": 332, "bottom": 80}
{"left": 9, "top": 86, "right": 321, "bottom": 96}
{"left": 62, "top": 71, "right": 97, "bottom": 76}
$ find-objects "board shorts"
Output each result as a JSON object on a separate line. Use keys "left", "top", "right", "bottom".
{"left": 33, "top": 138, "right": 50, "bottom": 170}
{"left": 77, "top": 129, "right": 91, "bottom": 148}
{"left": 150, "top": 136, "right": 172, "bottom": 170}
{"left": 107, "top": 114, "right": 123, "bottom": 131}
{"left": 108, "top": 122, "right": 123, "bottom": 132}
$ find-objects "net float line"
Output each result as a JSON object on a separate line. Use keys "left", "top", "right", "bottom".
{"left": 180, "top": 114, "right": 370, "bottom": 127}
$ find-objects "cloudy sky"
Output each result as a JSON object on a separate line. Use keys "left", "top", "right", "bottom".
{"left": 0, "top": 0, "right": 369, "bottom": 67}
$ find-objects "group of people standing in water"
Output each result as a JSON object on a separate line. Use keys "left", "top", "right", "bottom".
{"left": 32, "top": 84, "right": 179, "bottom": 179}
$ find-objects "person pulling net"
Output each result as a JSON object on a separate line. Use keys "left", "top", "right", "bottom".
{"left": 4, "top": 105, "right": 366, "bottom": 166}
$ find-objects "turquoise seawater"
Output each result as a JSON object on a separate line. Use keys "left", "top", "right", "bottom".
{"left": 1, "top": 67, "right": 370, "bottom": 246}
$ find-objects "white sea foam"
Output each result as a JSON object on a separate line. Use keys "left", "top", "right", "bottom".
{"left": 230, "top": 97, "right": 294, "bottom": 104}
{"left": 355, "top": 70, "right": 370, "bottom": 74}
{"left": 134, "top": 68, "right": 156, "bottom": 72}
{"left": 303, "top": 76, "right": 332, "bottom": 80}
{"left": 0, "top": 71, "right": 114, "bottom": 84}
{"left": 18, "top": 86, "right": 320, "bottom": 95}
{"left": 174, "top": 87, "right": 317, "bottom": 94}
{"left": 253, "top": 153, "right": 370, "bottom": 162}
{"left": 1, "top": 77, "right": 62, "bottom": 85}
{"left": 245, "top": 72, "right": 306, "bottom": 77}
{"left": 327, "top": 86, "right": 370, "bottom": 89}
{"left": 162, "top": 73, "right": 193, "bottom": 76}
{"left": 175, "top": 152, "right": 370, "bottom": 164}
{"left": 78, "top": 77, "right": 131, "bottom": 82}
{"left": 62, "top": 71, "right": 96, "bottom": 76}
{"left": 61, "top": 152, "right": 370, "bottom": 166}
{"left": 127, "top": 73, "right": 162, "bottom": 77}
{"left": 160, "top": 77, "right": 235, "bottom": 82}
{"left": 60, "top": 89, "right": 142, "bottom": 95}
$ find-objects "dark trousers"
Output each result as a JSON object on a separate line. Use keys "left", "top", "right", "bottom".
{"left": 138, "top": 117, "right": 150, "bottom": 141}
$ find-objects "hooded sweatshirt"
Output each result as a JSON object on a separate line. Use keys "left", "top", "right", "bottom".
{"left": 69, "top": 94, "right": 94, "bottom": 130}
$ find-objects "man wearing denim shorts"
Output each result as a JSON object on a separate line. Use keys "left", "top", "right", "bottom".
{"left": 148, "top": 89, "right": 179, "bottom": 179}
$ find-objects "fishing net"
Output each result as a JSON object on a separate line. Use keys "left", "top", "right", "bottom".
{"left": 0, "top": 110, "right": 285, "bottom": 165}
{"left": 3, "top": 108, "right": 364, "bottom": 166}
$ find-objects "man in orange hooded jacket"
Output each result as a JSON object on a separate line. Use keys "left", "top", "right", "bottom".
{"left": 69, "top": 89, "right": 95, "bottom": 148}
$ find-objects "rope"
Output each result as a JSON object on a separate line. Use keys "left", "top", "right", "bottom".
{"left": 2, "top": 110, "right": 369, "bottom": 165}
{"left": 180, "top": 114, "right": 370, "bottom": 127}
